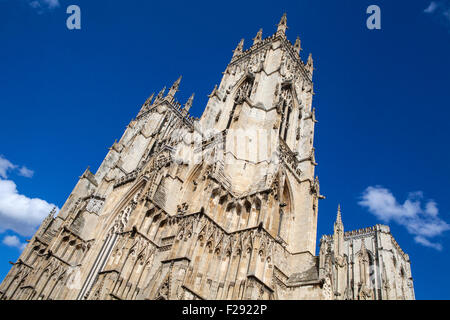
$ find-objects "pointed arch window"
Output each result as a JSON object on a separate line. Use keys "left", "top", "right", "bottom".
{"left": 277, "top": 181, "right": 291, "bottom": 241}
{"left": 278, "top": 85, "right": 294, "bottom": 141}
{"left": 227, "top": 76, "right": 254, "bottom": 129}
{"left": 234, "top": 76, "right": 254, "bottom": 103}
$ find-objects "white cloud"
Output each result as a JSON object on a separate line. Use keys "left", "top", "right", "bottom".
{"left": 414, "top": 236, "right": 442, "bottom": 251}
{"left": 43, "top": 0, "right": 59, "bottom": 8}
{"left": 425, "top": 200, "right": 439, "bottom": 217}
{"left": 424, "top": 1, "right": 439, "bottom": 13}
{"left": 424, "top": 1, "right": 450, "bottom": 30}
{"left": 18, "top": 166, "right": 34, "bottom": 178}
{"left": 0, "top": 155, "right": 33, "bottom": 179}
{"left": 0, "top": 178, "right": 58, "bottom": 237}
{"left": 0, "top": 155, "right": 57, "bottom": 236}
{"left": 2, "top": 235, "right": 26, "bottom": 251}
{"left": 0, "top": 155, "right": 17, "bottom": 179}
{"left": 359, "top": 186, "right": 450, "bottom": 250}
{"left": 28, "top": 0, "right": 60, "bottom": 13}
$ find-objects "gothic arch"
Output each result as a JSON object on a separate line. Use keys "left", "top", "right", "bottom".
{"left": 34, "top": 268, "right": 50, "bottom": 299}
{"left": 101, "top": 177, "right": 148, "bottom": 240}
{"left": 276, "top": 82, "right": 302, "bottom": 143}
{"left": 180, "top": 163, "right": 204, "bottom": 209}
{"left": 47, "top": 273, "right": 66, "bottom": 300}
{"left": 76, "top": 178, "right": 147, "bottom": 300}
{"left": 10, "top": 276, "right": 27, "bottom": 300}
{"left": 226, "top": 73, "right": 255, "bottom": 129}
{"left": 2, "top": 274, "right": 20, "bottom": 299}
{"left": 356, "top": 244, "right": 376, "bottom": 300}
{"left": 233, "top": 72, "right": 255, "bottom": 102}
{"left": 273, "top": 171, "right": 294, "bottom": 241}
{"left": 279, "top": 82, "right": 302, "bottom": 110}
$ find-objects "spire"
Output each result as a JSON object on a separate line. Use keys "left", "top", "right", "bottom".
{"left": 294, "top": 36, "right": 301, "bottom": 54}
{"left": 334, "top": 204, "right": 344, "bottom": 236}
{"left": 208, "top": 84, "right": 218, "bottom": 98}
{"left": 306, "top": 53, "right": 314, "bottom": 76}
{"left": 333, "top": 204, "right": 344, "bottom": 256}
{"left": 144, "top": 92, "right": 154, "bottom": 106}
{"left": 232, "top": 39, "right": 244, "bottom": 57}
{"left": 168, "top": 75, "right": 182, "bottom": 98}
{"left": 336, "top": 204, "right": 342, "bottom": 226}
{"left": 155, "top": 86, "right": 166, "bottom": 102}
{"left": 253, "top": 28, "right": 263, "bottom": 45}
{"left": 183, "top": 93, "right": 194, "bottom": 113}
{"left": 276, "top": 13, "right": 288, "bottom": 35}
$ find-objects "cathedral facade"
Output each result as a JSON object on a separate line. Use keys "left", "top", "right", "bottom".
{"left": 0, "top": 15, "right": 414, "bottom": 300}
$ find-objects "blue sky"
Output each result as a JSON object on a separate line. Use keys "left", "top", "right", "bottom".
{"left": 0, "top": 0, "right": 449, "bottom": 299}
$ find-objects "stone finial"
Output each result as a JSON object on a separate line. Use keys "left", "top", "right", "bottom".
{"left": 155, "top": 86, "right": 166, "bottom": 102}
{"left": 80, "top": 166, "right": 91, "bottom": 179}
{"left": 306, "top": 53, "right": 314, "bottom": 76}
{"left": 168, "top": 75, "right": 182, "bottom": 98}
{"left": 183, "top": 93, "right": 195, "bottom": 113}
{"left": 232, "top": 39, "right": 244, "bottom": 57}
{"left": 253, "top": 28, "right": 263, "bottom": 45}
{"left": 144, "top": 93, "right": 154, "bottom": 106}
{"left": 334, "top": 204, "right": 344, "bottom": 234}
{"left": 208, "top": 84, "right": 218, "bottom": 98}
{"left": 336, "top": 204, "right": 343, "bottom": 226}
{"left": 333, "top": 204, "right": 345, "bottom": 257}
{"left": 294, "top": 36, "right": 301, "bottom": 54}
{"left": 277, "top": 13, "right": 288, "bottom": 35}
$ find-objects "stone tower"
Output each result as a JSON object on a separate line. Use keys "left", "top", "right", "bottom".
{"left": 319, "top": 206, "right": 415, "bottom": 300}
{"left": 0, "top": 15, "right": 414, "bottom": 300}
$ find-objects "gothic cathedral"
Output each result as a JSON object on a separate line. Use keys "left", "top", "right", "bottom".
{"left": 0, "top": 15, "right": 414, "bottom": 300}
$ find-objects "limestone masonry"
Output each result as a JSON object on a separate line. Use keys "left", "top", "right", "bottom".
{"left": 0, "top": 15, "right": 414, "bottom": 300}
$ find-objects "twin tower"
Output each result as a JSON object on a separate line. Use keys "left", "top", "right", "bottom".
{"left": 0, "top": 14, "right": 414, "bottom": 300}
